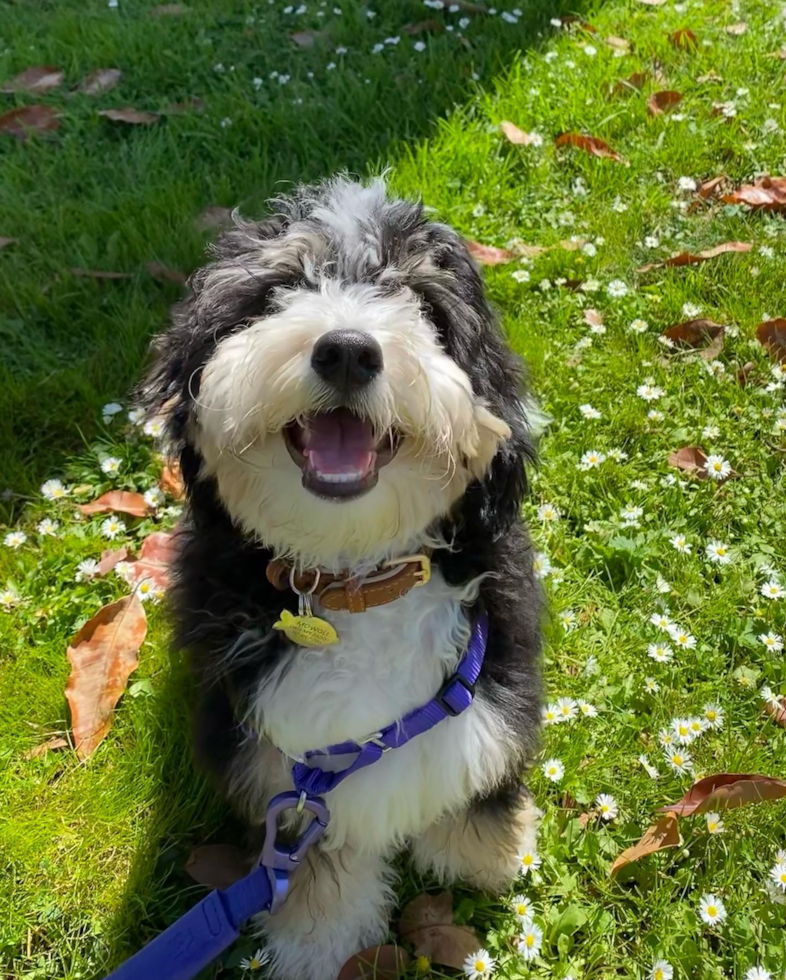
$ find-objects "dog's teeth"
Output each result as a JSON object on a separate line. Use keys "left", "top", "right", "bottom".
{"left": 314, "top": 470, "right": 364, "bottom": 483}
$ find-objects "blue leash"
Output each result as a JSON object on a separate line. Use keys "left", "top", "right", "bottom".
{"left": 106, "top": 613, "right": 488, "bottom": 980}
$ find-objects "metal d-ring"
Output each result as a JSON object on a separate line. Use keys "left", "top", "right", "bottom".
{"left": 290, "top": 568, "right": 320, "bottom": 617}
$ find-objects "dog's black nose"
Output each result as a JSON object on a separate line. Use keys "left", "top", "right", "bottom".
{"left": 311, "top": 330, "right": 383, "bottom": 390}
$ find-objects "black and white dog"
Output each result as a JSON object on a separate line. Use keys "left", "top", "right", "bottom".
{"left": 141, "top": 177, "right": 543, "bottom": 980}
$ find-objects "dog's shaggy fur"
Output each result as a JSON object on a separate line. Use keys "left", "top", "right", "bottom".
{"left": 141, "top": 177, "right": 543, "bottom": 980}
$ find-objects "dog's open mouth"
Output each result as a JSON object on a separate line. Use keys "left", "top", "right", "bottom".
{"left": 284, "top": 408, "right": 399, "bottom": 500}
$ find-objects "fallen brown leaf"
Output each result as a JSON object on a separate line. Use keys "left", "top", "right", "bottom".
{"left": 584, "top": 309, "right": 603, "bottom": 328}
{"left": 647, "top": 90, "right": 683, "bottom": 116}
{"left": 612, "top": 71, "right": 649, "bottom": 96}
{"left": 186, "top": 844, "right": 251, "bottom": 889}
{"left": 70, "top": 268, "right": 132, "bottom": 280}
{"left": 670, "top": 28, "right": 698, "bottom": 50}
{"left": 126, "top": 531, "right": 177, "bottom": 591}
{"left": 160, "top": 459, "right": 185, "bottom": 499}
{"left": 98, "top": 108, "right": 161, "bottom": 125}
{"left": 765, "top": 697, "right": 786, "bottom": 728}
{"left": 0, "top": 105, "right": 60, "bottom": 139}
{"left": 725, "top": 21, "right": 747, "bottom": 35}
{"left": 405, "top": 925, "right": 479, "bottom": 970}
{"left": 23, "top": 736, "right": 68, "bottom": 760}
{"left": 291, "top": 30, "right": 322, "bottom": 48}
{"left": 668, "top": 445, "right": 708, "bottom": 478}
{"left": 65, "top": 596, "right": 147, "bottom": 759}
{"left": 0, "top": 237, "right": 18, "bottom": 250}
{"left": 404, "top": 19, "right": 443, "bottom": 35}
{"left": 696, "top": 70, "right": 723, "bottom": 83}
{"left": 97, "top": 546, "right": 134, "bottom": 576}
{"left": 1, "top": 66, "right": 64, "bottom": 94}
{"left": 194, "top": 205, "right": 234, "bottom": 232}
{"left": 79, "top": 491, "right": 153, "bottom": 518}
{"left": 555, "top": 132, "right": 626, "bottom": 164}
{"left": 756, "top": 319, "right": 786, "bottom": 363}
{"left": 77, "top": 68, "right": 121, "bottom": 95}
{"left": 605, "top": 36, "right": 630, "bottom": 51}
{"left": 500, "top": 120, "right": 539, "bottom": 145}
{"left": 466, "top": 240, "right": 514, "bottom": 265}
{"left": 723, "top": 176, "right": 786, "bottom": 211}
{"left": 578, "top": 812, "right": 592, "bottom": 828}
{"left": 610, "top": 812, "right": 680, "bottom": 875}
{"left": 511, "top": 241, "right": 549, "bottom": 257}
{"left": 146, "top": 261, "right": 187, "bottom": 285}
{"left": 337, "top": 947, "right": 410, "bottom": 980}
{"left": 638, "top": 241, "right": 751, "bottom": 272}
{"left": 697, "top": 175, "right": 728, "bottom": 199}
{"left": 399, "top": 892, "right": 453, "bottom": 940}
{"left": 737, "top": 361, "right": 756, "bottom": 386}
{"left": 663, "top": 319, "right": 725, "bottom": 360}
{"left": 661, "top": 773, "right": 786, "bottom": 816}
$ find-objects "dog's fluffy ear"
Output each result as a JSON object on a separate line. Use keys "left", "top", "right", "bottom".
{"left": 411, "top": 224, "right": 534, "bottom": 539}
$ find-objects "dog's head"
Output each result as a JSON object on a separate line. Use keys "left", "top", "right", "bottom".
{"left": 142, "top": 177, "right": 532, "bottom": 566}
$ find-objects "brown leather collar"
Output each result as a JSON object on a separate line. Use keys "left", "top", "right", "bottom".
{"left": 266, "top": 552, "right": 432, "bottom": 614}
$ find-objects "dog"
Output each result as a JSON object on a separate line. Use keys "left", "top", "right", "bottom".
{"left": 140, "top": 176, "right": 543, "bottom": 980}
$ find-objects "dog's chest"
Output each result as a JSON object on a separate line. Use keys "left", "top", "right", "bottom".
{"left": 250, "top": 572, "right": 511, "bottom": 850}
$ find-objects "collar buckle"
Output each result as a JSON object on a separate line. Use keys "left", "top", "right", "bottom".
{"left": 383, "top": 552, "right": 431, "bottom": 587}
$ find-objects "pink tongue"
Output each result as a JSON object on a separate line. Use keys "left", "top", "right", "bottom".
{"left": 303, "top": 409, "right": 376, "bottom": 476}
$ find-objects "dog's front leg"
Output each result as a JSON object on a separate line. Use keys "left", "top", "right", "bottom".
{"left": 253, "top": 845, "right": 396, "bottom": 980}
{"left": 411, "top": 782, "right": 538, "bottom": 893}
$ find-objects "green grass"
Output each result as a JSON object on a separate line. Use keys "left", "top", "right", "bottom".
{"left": 3, "top": 0, "right": 786, "bottom": 978}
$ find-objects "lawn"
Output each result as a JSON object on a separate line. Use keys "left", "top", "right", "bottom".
{"left": 2, "top": 0, "right": 786, "bottom": 978}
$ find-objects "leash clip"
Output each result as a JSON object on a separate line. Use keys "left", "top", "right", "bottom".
{"left": 261, "top": 790, "right": 330, "bottom": 914}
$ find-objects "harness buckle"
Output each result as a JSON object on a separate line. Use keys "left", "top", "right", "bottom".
{"left": 261, "top": 790, "right": 330, "bottom": 914}
{"left": 435, "top": 673, "right": 476, "bottom": 718}
{"left": 384, "top": 553, "right": 431, "bottom": 587}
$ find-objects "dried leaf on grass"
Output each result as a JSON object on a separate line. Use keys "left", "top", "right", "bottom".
{"left": 160, "top": 460, "right": 186, "bottom": 499}
{"left": 670, "top": 28, "right": 698, "bottom": 49}
{"left": 398, "top": 892, "right": 479, "bottom": 969}
{"left": 723, "top": 176, "right": 786, "bottom": 211}
{"left": 605, "top": 36, "right": 631, "bottom": 52}
{"left": 725, "top": 22, "right": 747, "bottom": 35}
{"left": 1, "top": 66, "right": 63, "bottom": 94}
{"left": 500, "top": 120, "right": 539, "bottom": 145}
{"left": 70, "top": 267, "right": 132, "bottom": 280}
{"left": 638, "top": 241, "right": 751, "bottom": 272}
{"left": 697, "top": 175, "right": 728, "bottom": 199}
{"left": 65, "top": 596, "right": 147, "bottom": 759}
{"left": 584, "top": 309, "right": 603, "bottom": 328}
{"left": 0, "top": 105, "right": 60, "bottom": 139}
{"left": 77, "top": 68, "right": 121, "bottom": 95}
{"left": 97, "top": 546, "right": 134, "bottom": 576}
{"left": 291, "top": 30, "right": 323, "bottom": 48}
{"left": 668, "top": 445, "right": 708, "bottom": 478}
{"left": 661, "top": 774, "right": 786, "bottom": 816}
{"left": 125, "top": 531, "right": 177, "bottom": 591}
{"left": 399, "top": 892, "right": 453, "bottom": 938}
{"left": 612, "top": 71, "right": 649, "bottom": 96}
{"left": 0, "top": 237, "right": 18, "bottom": 250}
{"left": 337, "top": 947, "right": 410, "bottom": 980}
{"left": 186, "top": 844, "right": 251, "bottom": 889}
{"left": 663, "top": 319, "right": 725, "bottom": 360}
{"left": 555, "top": 132, "right": 626, "bottom": 163}
{"left": 756, "top": 319, "right": 786, "bottom": 362}
{"left": 23, "top": 736, "right": 69, "bottom": 760}
{"left": 609, "top": 812, "right": 680, "bottom": 875}
{"left": 79, "top": 491, "right": 153, "bottom": 518}
{"left": 99, "top": 108, "right": 161, "bottom": 125}
{"left": 647, "top": 90, "right": 683, "bottom": 116}
{"left": 466, "top": 240, "right": 513, "bottom": 265}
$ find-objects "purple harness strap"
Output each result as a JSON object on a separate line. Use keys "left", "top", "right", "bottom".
{"left": 105, "top": 612, "right": 488, "bottom": 980}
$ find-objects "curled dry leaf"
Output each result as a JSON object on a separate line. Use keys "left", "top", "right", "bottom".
{"left": 668, "top": 445, "right": 708, "bottom": 478}
{"left": 663, "top": 319, "right": 725, "bottom": 360}
{"left": 65, "top": 595, "right": 147, "bottom": 759}
{"left": 647, "top": 90, "right": 683, "bottom": 116}
{"left": 555, "top": 132, "right": 626, "bottom": 164}
{"left": 638, "top": 241, "right": 751, "bottom": 272}
{"left": 403, "top": 19, "right": 443, "bottom": 35}
{"left": 337, "top": 947, "right": 410, "bottom": 980}
{"left": 584, "top": 309, "right": 603, "bottom": 328}
{"left": 146, "top": 261, "right": 187, "bottom": 285}
{"left": 1, "top": 66, "right": 64, "bottom": 94}
{"left": 0, "top": 237, "right": 18, "bottom": 250}
{"left": 725, "top": 21, "right": 747, "bottom": 35}
{"left": 71, "top": 267, "right": 132, "bottom": 280}
{"left": 186, "top": 844, "right": 251, "bottom": 889}
{"left": 670, "top": 28, "right": 698, "bottom": 50}
{"left": 756, "top": 319, "right": 786, "bottom": 363}
{"left": 399, "top": 892, "right": 453, "bottom": 939}
{"left": 466, "top": 240, "right": 514, "bottom": 265}
{"left": 605, "top": 36, "right": 630, "bottom": 51}
{"left": 609, "top": 812, "right": 680, "bottom": 875}
{"left": 765, "top": 697, "right": 786, "bottom": 728}
{"left": 661, "top": 773, "right": 786, "bottom": 816}
{"left": 194, "top": 205, "right": 234, "bottom": 232}
{"left": 612, "top": 71, "right": 649, "bottom": 96}
{"left": 697, "top": 175, "right": 728, "bottom": 199}
{"left": 99, "top": 108, "right": 161, "bottom": 125}
{"left": 77, "top": 68, "right": 121, "bottom": 95}
{"left": 0, "top": 105, "right": 60, "bottom": 139}
{"left": 97, "top": 546, "right": 134, "bottom": 576}
{"left": 23, "top": 736, "right": 68, "bottom": 760}
{"left": 80, "top": 491, "right": 153, "bottom": 518}
{"left": 126, "top": 531, "right": 177, "bottom": 591}
{"left": 737, "top": 361, "right": 756, "bottom": 386}
{"left": 500, "top": 120, "right": 539, "bottom": 145}
{"left": 723, "top": 176, "right": 786, "bottom": 211}
{"left": 160, "top": 459, "right": 186, "bottom": 499}
{"left": 405, "top": 926, "right": 479, "bottom": 969}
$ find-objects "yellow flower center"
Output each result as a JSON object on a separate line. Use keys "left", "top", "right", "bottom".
{"left": 525, "top": 936, "right": 534, "bottom": 948}
{"left": 713, "top": 463, "right": 722, "bottom": 471}
{"left": 707, "top": 906, "right": 717, "bottom": 917}
{"left": 779, "top": 873, "right": 786, "bottom": 883}
{"left": 708, "top": 822, "right": 717, "bottom": 831}
{"left": 474, "top": 961, "right": 485, "bottom": 972}
{"left": 522, "top": 855, "right": 533, "bottom": 866}
{"left": 250, "top": 959, "right": 261, "bottom": 969}
{"left": 655, "top": 970, "right": 664, "bottom": 980}
{"left": 706, "top": 711, "right": 716, "bottom": 720}
{"left": 717, "top": 548, "right": 726, "bottom": 556}
{"left": 673, "top": 756, "right": 683, "bottom": 766}
{"left": 516, "top": 904, "right": 527, "bottom": 915}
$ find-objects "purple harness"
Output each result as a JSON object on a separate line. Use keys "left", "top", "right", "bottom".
{"left": 106, "top": 613, "right": 488, "bottom": 980}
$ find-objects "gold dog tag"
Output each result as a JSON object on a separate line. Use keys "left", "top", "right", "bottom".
{"left": 273, "top": 609, "right": 339, "bottom": 647}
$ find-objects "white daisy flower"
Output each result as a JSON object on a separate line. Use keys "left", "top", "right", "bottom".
{"left": 608, "top": 448, "right": 628, "bottom": 463}
{"left": 702, "top": 424, "right": 720, "bottom": 440}
{"left": 670, "top": 534, "right": 692, "bottom": 554}
{"left": 510, "top": 894, "right": 534, "bottom": 921}
{"left": 511, "top": 268, "right": 530, "bottom": 283}
{"left": 37, "top": 518, "right": 59, "bottom": 537}
{"left": 607, "top": 279, "right": 628, "bottom": 298}
{"left": 579, "top": 404, "right": 602, "bottom": 419}
{"left": 703, "top": 703, "right": 723, "bottom": 729}
{"left": 759, "top": 631, "right": 784, "bottom": 652}
{"left": 128, "top": 407, "right": 146, "bottom": 425}
{"left": 143, "top": 487, "right": 165, "bottom": 509}
{"left": 0, "top": 587, "right": 20, "bottom": 610}
{"left": 239, "top": 948, "right": 270, "bottom": 971}
{"left": 705, "top": 812, "right": 724, "bottom": 834}
{"left": 595, "top": 793, "right": 618, "bottom": 821}
{"left": 656, "top": 575, "right": 671, "bottom": 594}
{"left": 665, "top": 749, "right": 692, "bottom": 773}
{"left": 3, "top": 531, "right": 26, "bottom": 549}
{"left": 75, "top": 559, "right": 100, "bottom": 582}
{"left": 671, "top": 718, "right": 695, "bottom": 744}
{"left": 629, "top": 318, "right": 649, "bottom": 333}
{"left": 620, "top": 504, "right": 643, "bottom": 523}
{"left": 135, "top": 578, "right": 158, "bottom": 603}
{"left": 745, "top": 968, "right": 772, "bottom": 980}
{"left": 651, "top": 960, "right": 673, "bottom": 980}
{"left": 578, "top": 450, "right": 606, "bottom": 470}
{"left": 532, "top": 552, "right": 552, "bottom": 579}
{"left": 682, "top": 302, "right": 702, "bottom": 318}
{"left": 638, "top": 754, "right": 660, "bottom": 779}
{"left": 578, "top": 700, "right": 598, "bottom": 718}
{"left": 644, "top": 677, "right": 660, "bottom": 693}
{"left": 770, "top": 860, "right": 786, "bottom": 892}
{"left": 761, "top": 580, "right": 785, "bottom": 600}
{"left": 648, "top": 643, "right": 673, "bottom": 663}
{"left": 650, "top": 612, "right": 673, "bottom": 631}
{"left": 705, "top": 540, "right": 732, "bottom": 565}
{"left": 556, "top": 696, "right": 578, "bottom": 722}
{"left": 658, "top": 728, "right": 675, "bottom": 747}
{"left": 668, "top": 625, "right": 696, "bottom": 650}
{"left": 677, "top": 176, "right": 697, "bottom": 192}
{"left": 517, "top": 848, "right": 541, "bottom": 875}
{"left": 101, "top": 517, "right": 126, "bottom": 540}
{"left": 648, "top": 409, "right": 664, "bottom": 422}
{"left": 517, "top": 922, "right": 543, "bottom": 961}
{"left": 537, "top": 503, "right": 560, "bottom": 522}
{"left": 687, "top": 717, "right": 706, "bottom": 738}
{"left": 102, "top": 402, "right": 123, "bottom": 421}
{"left": 463, "top": 949, "right": 495, "bottom": 980}
{"left": 143, "top": 417, "right": 167, "bottom": 439}
{"left": 611, "top": 195, "right": 628, "bottom": 212}
{"left": 704, "top": 455, "right": 731, "bottom": 480}
{"left": 559, "top": 609, "right": 576, "bottom": 631}
{"left": 41, "top": 478, "right": 69, "bottom": 500}
{"left": 636, "top": 383, "right": 665, "bottom": 402}
{"left": 101, "top": 456, "right": 122, "bottom": 476}
{"left": 542, "top": 758, "right": 565, "bottom": 782}
{"left": 542, "top": 704, "right": 560, "bottom": 725}
{"left": 699, "top": 894, "right": 726, "bottom": 926}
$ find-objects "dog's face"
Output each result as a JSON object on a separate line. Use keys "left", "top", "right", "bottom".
{"left": 144, "top": 179, "right": 531, "bottom": 566}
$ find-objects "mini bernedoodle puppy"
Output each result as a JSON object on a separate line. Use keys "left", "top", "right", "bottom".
{"left": 141, "top": 177, "right": 543, "bottom": 980}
